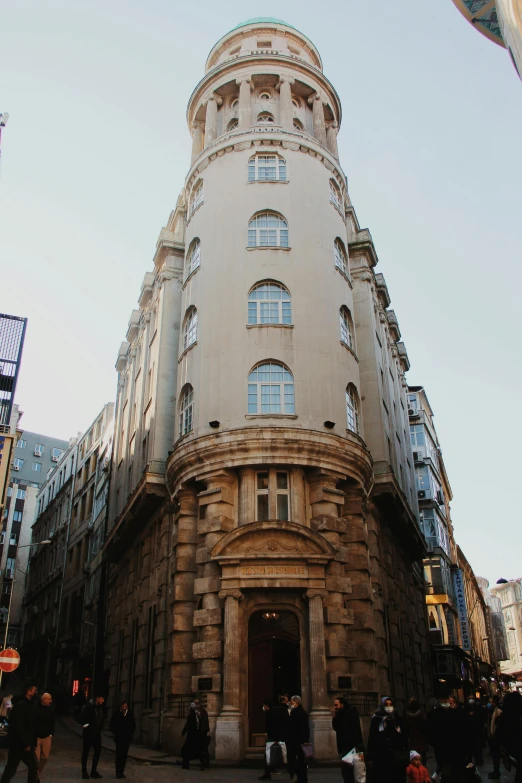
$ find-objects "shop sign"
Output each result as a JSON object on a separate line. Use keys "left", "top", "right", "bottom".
{"left": 453, "top": 568, "right": 471, "bottom": 651}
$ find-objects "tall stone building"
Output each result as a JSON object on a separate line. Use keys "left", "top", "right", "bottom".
{"left": 451, "top": 0, "right": 522, "bottom": 78}
{"left": 105, "top": 18, "right": 431, "bottom": 760}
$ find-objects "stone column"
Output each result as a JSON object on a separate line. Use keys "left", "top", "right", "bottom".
{"left": 204, "top": 94, "right": 222, "bottom": 148}
{"left": 306, "top": 589, "right": 336, "bottom": 759}
{"left": 215, "top": 589, "right": 244, "bottom": 761}
{"left": 308, "top": 92, "right": 327, "bottom": 147}
{"left": 191, "top": 120, "right": 205, "bottom": 162}
{"left": 238, "top": 467, "right": 255, "bottom": 524}
{"left": 236, "top": 77, "right": 252, "bottom": 130}
{"left": 326, "top": 122, "right": 339, "bottom": 159}
{"left": 278, "top": 75, "right": 295, "bottom": 131}
{"left": 171, "top": 487, "right": 198, "bottom": 695}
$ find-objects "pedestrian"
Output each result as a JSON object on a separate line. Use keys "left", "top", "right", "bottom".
{"left": 180, "top": 702, "right": 205, "bottom": 771}
{"left": 332, "top": 697, "right": 363, "bottom": 783}
{"left": 426, "top": 693, "right": 470, "bottom": 783}
{"left": 495, "top": 691, "right": 522, "bottom": 783}
{"left": 287, "top": 696, "right": 309, "bottom": 783}
{"left": 281, "top": 693, "right": 292, "bottom": 715}
{"left": 81, "top": 694, "right": 105, "bottom": 780}
{"left": 0, "top": 683, "right": 38, "bottom": 783}
{"left": 366, "top": 696, "right": 409, "bottom": 783}
{"left": 406, "top": 750, "right": 430, "bottom": 783}
{"left": 260, "top": 701, "right": 276, "bottom": 781}
{"left": 34, "top": 692, "right": 55, "bottom": 777}
{"left": 404, "top": 699, "right": 428, "bottom": 766}
{"left": 194, "top": 699, "right": 210, "bottom": 770}
{"left": 465, "top": 696, "right": 486, "bottom": 766}
{"left": 486, "top": 695, "right": 502, "bottom": 780}
{"left": 0, "top": 695, "right": 13, "bottom": 718}
{"left": 110, "top": 699, "right": 135, "bottom": 779}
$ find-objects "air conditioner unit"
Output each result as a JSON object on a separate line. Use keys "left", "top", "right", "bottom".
{"left": 5, "top": 570, "right": 14, "bottom": 579}
{"left": 51, "top": 456, "right": 59, "bottom": 462}
{"left": 13, "top": 465, "right": 20, "bottom": 471}
{"left": 418, "top": 490, "right": 426, "bottom": 499}
{"left": 408, "top": 408, "right": 415, "bottom": 416}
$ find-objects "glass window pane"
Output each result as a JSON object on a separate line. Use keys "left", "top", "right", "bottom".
{"left": 277, "top": 494, "right": 289, "bottom": 521}
{"left": 276, "top": 472, "right": 288, "bottom": 489}
{"left": 257, "top": 494, "right": 269, "bottom": 521}
{"left": 257, "top": 472, "right": 269, "bottom": 490}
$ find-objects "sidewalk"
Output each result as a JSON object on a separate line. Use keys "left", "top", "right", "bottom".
{"left": 59, "top": 715, "right": 180, "bottom": 765}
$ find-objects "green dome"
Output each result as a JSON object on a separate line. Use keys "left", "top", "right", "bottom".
{"left": 231, "top": 17, "right": 297, "bottom": 32}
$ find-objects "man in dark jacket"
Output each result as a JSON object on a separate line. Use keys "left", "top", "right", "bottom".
{"left": 0, "top": 683, "right": 38, "bottom": 783}
{"left": 194, "top": 699, "right": 210, "bottom": 770}
{"left": 426, "top": 694, "right": 470, "bottom": 782}
{"left": 110, "top": 700, "right": 135, "bottom": 779}
{"left": 287, "top": 696, "right": 310, "bottom": 783}
{"left": 34, "top": 692, "right": 55, "bottom": 776}
{"left": 332, "top": 697, "right": 364, "bottom": 783}
{"left": 81, "top": 695, "right": 105, "bottom": 779}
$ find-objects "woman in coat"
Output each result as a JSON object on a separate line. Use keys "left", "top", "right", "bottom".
{"left": 404, "top": 698, "right": 427, "bottom": 765}
{"left": 366, "top": 696, "right": 409, "bottom": 783}
{"left": 181, "top": 703, "right": 205, "bottom": 771}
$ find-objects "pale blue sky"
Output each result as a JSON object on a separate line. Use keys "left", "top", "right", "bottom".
{"left": 1, "top": 1, "right": 521, "bottom": 585}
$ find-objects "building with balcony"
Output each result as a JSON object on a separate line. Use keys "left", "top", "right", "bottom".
{"left": 407, "top": 386, "right": 496, "bottom": 696}
{"left": 104, "top": 18, "right": 433, "bottom": 760}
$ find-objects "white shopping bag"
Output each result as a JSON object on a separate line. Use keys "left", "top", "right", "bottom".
{"left": 342, "top": 747, "right": 357, "bottom": 765}
{"left": 265, "top": 741, "right": 287, "bottom": 766}
{"left": 353, "top": 755, "right": 366, "bottom": 783}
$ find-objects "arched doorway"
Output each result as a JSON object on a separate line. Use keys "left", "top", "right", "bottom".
{"left": 248, "top": 609, "right": 301, "bottom": 745}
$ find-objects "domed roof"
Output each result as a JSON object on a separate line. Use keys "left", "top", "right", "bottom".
{"left": 230, "top": 17, "right": 297, "bottom": 32}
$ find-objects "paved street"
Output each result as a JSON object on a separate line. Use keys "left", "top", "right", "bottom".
{"left": 0, "top": 724, "right": 517, "bottom": 782}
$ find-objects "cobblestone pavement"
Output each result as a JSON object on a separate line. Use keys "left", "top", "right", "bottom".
{"left": 0, "top": 726, "right": 517, "bottom": 782}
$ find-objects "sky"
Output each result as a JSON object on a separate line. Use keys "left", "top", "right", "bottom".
{"left": 1, "top": 1, "right": 521, "bottom": 586}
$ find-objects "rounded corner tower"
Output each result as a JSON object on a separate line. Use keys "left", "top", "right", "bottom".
{"left": 167, "top": 17, "right": 373, "bottom": 761}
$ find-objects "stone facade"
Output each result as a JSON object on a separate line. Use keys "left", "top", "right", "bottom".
{"left": 104, "top": 18, "right": 432, "bottom": 760}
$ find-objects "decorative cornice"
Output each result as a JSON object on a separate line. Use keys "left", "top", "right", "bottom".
{"left": 166, "top": 426, "right": 373, "bottom": 497}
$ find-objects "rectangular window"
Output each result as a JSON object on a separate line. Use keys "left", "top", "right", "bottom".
{"left": 34, "top": 443, "right": 44, "bottom": 456}
{"left": 255, "top": 470, "right": 290, "bottom": 521}
{"left": 410, "top": 424, "right": 425, "bottom": 447}
{"left": 13, "top": 510, "right": 22, "bottom": 522}
{"left": 13, "top": 458, "right": 24, "bottom": 469}
{"left": 32, "top": 462, "right": 42, "bottom": 472}
{"left": 17, "top": 439, "right": 26, "bottom": 449}
{"left": 16, "top": 488, "right": 26, "bottom": 499}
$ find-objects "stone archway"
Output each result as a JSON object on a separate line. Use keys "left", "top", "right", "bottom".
{"left": 211, "top": 521, "right": 337, "bottom": 762}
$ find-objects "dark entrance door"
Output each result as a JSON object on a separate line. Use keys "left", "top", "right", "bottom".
{"left": 248, "top": 610, "right": 301, "bottom": 744}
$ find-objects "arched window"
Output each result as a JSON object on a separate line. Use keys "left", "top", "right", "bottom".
{"left": 293, "top": 118, "right": 304, "bottom": 131}
{"left": 248, "top": 212, "right": 289, "bottom": 248}
{"left": 190, "top": 181, "right": 203, "bottom": 216}
{"left": 183, "top": 307, "right": 198, "bottom": 350}
{"left": 230, "top": 97, "right": 239, "bottom": 108}
{"left": 179, "top": 385, "right": 194, "bottom": 437}
{"left": 334, "top": 238, "right": 348, "bottom": 275}
{"left": 346, "top": 384, "right": 360, "bottom": 434}
{"left": 248, "top": 362, "right": 294, "bottom": 415}
{"left": 257, "top": 112, "right": 275, "bottom": 124}
{"left": 248, "top": 154, "right": 286, "bottom": 182}
{"left": 259, "top": 90, "right": 272, "bottom": 101}
{"left": 186, "top": 239, "right": 201, "bottom": 277}
{"left": 248, "top": 282, "right": 291, "bottom": 325}
{"left": 330, "top": 179, "right": 342, "bottom": 211}
{"left": 292, "top": 96, "right": 301, "bottom": 109}
{"left": 227, "top": 119, "right": 238, "bottom": 131}
{"left": 340, "top": 306, "right": 354, "bottom": 350}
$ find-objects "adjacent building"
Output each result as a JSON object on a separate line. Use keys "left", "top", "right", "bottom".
{"left": 477, "top": 576, "right": 509, "bottom": 671}
{"left": 104, "top": 17, "right": 432, "bottom": 761}
{"left": 451, "top": 0, "right": 522, "bottom": 78}
{"left": 21, "top": 403, "right": 113, "bottom": 701}
{"left": 491, "top": 578, "right": 522, "bottom": 682}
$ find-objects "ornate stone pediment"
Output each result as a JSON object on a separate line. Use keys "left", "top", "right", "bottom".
{"left": 211, "top": 520, "right": 335, "bottom": 561}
